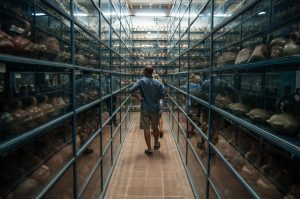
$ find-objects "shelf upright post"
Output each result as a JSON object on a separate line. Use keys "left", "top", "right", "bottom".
{"left": 206, "top": 1, "right": 214, "bottom": 198}
{"left": 170, "top": 15, "right": 175, "bottom": 123}
{"left": 32, "top": 1, "right": 36, "bottom": 47}
{"left": 177, "top": 0, "right": 182, "bottom": 145}
{"left": 70, "top": 0, "right": 78, "bottom": 198}
{"left": 109, "top": 0, "right": 114, "bottom": 168}
{"left": 156, "top": 18, "right": 160, "bottom": 71}
{"left": 185, "top": 0, "right": 191, "bottom": 166}
{"left": 239, "top": 3, "right": 243, "bottom": 54}
{"left": 119, "top": 0, "right": 123, "bottom": 145}
{"left": 268, "top": 0, "right": 273, "bottom": 42}
{"left": 98, "top": 0, "right": 104, "bottom": 192}
{"left": 118, "top": 0, "right": 122, "bottom": 139}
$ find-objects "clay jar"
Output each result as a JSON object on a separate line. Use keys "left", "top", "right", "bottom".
{"left": 51, "top": 96, "right": 66, "bottom": 116}
{"left": 56, "top": 97, "right": 67, "bottom": 108}
{"left": 11, "top": 16, "right": 33, "bottom": 54}
{"left": 228, "top": 102, "right": 250, "bottom": 115}
{"left": 25, "top": 96, "right": 44, "bottom": 127}
{"left": 260, "top": 156, "right": 280, "bottom": 178}
{"left": 11, "top": 36, "right": 31, "bottom": 52}
{"left": 13, "top": 178, "right": 37, "bottom": 199}
{"left": 10, "top": 99, "right": 31, "bottom": 133}
{"left": 246, "top": 108, "right": 272, "bottom": 123}
{"left": 11, "top": 17, "right": 32, "bottom": 53}
{"left": 0, "top": 31, "right": 14, "bottom": 53}
{"left": 266, "top": 113, "right": 300, "bottom": 135}
{"left": 215, "top": 94, "right": 233, "bottom": 108}
{"left": 241, "top": 161, "right": 260, "bottom": 183}
{"left": 216, "top": 51, "right": 237, "bottom": 66}
{"left": 248, "top": 44, "right": 269, "bottom": 62}
{"left": 232, "top": 153, "right": 245, "bottom": 170}
{"left": 270, "top": 38, "right": 288, "bottom": 58}
{"left": 235, "top": 48, "right": 252, "bottom": 64}
{"left": 245, "top": 142, "right": 261, "bottom": 166}
{"left": 38, "top": 95, "right": 54, "bottom": 121}
{"left": 45, "top": 153, "right": 64, "bottom": 172}
{"left": 41, "top": 37, "right": 59, "bottom": 54}
{"left": 283, "top": 41, "right": 300, "bottom": 56}
{"left": 91, "top": 115, "right": 100, "bottom": 131}
{"left": 256, "top": 176, "right": 282, "bottom": 199}
{"left": 30, "top": 165, "right": 50, "bottom": 185}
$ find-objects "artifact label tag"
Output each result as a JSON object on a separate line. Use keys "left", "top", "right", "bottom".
{"left": 10, "top": 25, "right": 24, "bottom": 34}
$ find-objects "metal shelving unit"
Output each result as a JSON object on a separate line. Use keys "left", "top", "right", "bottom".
{"left": 0, "top": 0, "right": 132, "bottom": 199}
{"left": 166, "top": 0, "right": 300, "bottom": 199}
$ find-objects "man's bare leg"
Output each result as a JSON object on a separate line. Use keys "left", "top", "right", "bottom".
{"left": 144, "top": 128, "right": 152, "bottom": 151}
{"left": 152, "top": 128, "right": 158, "bottom": 143}
{"left": 159, "top": 117, "right": 163, "bottom": 137}
{"left": 153, "top": 128, "right": 160, "bottom": 150}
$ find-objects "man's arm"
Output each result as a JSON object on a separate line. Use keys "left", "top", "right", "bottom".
{"left": 128, "top": 80, "right": 140, "bottom": 93}
{"left": 131, "top": 92, "right": 143, "bottom": 101}
{"left": 159, "top": 84, "right": 165, "bottom": 99}
{"left": 128, "top": 80, "right": 143, "bottom": 101}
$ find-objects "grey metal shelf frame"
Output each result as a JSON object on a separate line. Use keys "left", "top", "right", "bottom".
{"left": 166, "top": 0, "right": 300, "bottom": 199}
{"left": 0, "top": 0, "right": 133, "bottom": 199}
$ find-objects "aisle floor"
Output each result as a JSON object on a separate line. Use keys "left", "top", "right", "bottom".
{"left": 104, "top": 112, "right": 195, "bottom": 199}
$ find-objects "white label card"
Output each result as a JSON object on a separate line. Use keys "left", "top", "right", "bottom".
{"left": 10, "top": 25, "right": 24, "bottom": 34}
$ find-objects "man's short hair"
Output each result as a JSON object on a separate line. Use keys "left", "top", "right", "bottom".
{"left": 144, "top": 66, "right": 153, "bottom": 76}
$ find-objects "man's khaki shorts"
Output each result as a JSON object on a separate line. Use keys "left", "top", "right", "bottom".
{"left": 140, "top": 109, "right": 160, "bottom": 130}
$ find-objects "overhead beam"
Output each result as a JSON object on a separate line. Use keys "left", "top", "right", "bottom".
{"left": 127, "top": 0, "right": 172, "bottom": 4}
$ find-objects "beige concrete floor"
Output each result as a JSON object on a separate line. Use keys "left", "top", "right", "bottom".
{"left": 104, "top": 112, "right": 195, "bottom": 199}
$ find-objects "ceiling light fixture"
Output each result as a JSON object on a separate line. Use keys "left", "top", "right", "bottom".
{"left": 258, "top": 11, "right": 266, "bottom": 15}
{"left": 74, "top": 13, "right": 88, "bottom": 17}
{"left": 135, "top": 12, "right": 167, "bottom": 17}
{"left": 33, "top": 13, "right": 46, "bottom": 16}
{"left": 103, "top": 12, "right": 129, "bottom": 17}
{"left": 214, "top": 13, "right": 232, "bottom": 17}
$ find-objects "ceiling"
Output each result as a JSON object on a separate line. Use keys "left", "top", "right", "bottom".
{"left": 126, "top": 0, "right": 174, "bottom": 14}
{"left": 127, "top": 0, "right": 173, "bottom": 6}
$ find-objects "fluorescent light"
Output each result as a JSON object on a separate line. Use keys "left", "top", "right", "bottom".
{"left": 135, "top": 13, "right": 166, "bottom": 17}
{"left": 214, "top": 14, "right": 232, "bottom": 17}
{"left": 33, "top": 13, "right": 46, "bottom": 16}
{"left": 74, "top": 13, "right": 88, "bottom": 17}
{"left": 258, "top": 11, "right": 266, "bottom": 15}
{"left": 103, "top": 12, "right": 128, "bottom": 17}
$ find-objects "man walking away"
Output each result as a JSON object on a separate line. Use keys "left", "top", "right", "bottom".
{"left": 128, "top": 66, "right": 165, "bottom": 156}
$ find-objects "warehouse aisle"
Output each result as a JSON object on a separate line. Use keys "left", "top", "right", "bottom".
{"left": 104, "top": 112, "right": 195, "bottom": 199}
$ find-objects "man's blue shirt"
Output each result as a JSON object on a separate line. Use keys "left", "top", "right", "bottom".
{"left": 128, "top": 76, "right": 165, "bottom": 113}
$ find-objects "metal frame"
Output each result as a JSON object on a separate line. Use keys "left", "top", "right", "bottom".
{"left": 166, "top": 0, "right": 300, "bottom": 198}
{"left": 0, "top": 0, "right": 132, "bottom": 198}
